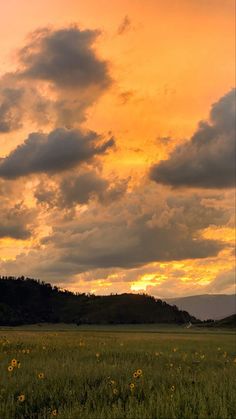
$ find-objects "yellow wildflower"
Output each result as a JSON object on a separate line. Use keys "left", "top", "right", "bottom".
{"left": 130, "top": 383, "right": 135, "bottom": 390}
{"left": 133, "top": 371, "right": 138, "bottom": 378}
{"left": 136, "top": 369, "right": 142, "bottom": 376}
{"left": 11, "top": 359, "right": 17, "bottom": 367}
{"left": 8, "top": 365, "right": 13, "bottom": 372}
{"left": 113, "top": 388, "right": 118, "bottom": 395}
{"left": 38, "top": 372, "right": 45, "bottom": 379}
{"left": 51, "top": 410, "right": 57, "bottom": 416}
{"left": 18, "top": 394, "right": 25, "bottom": 402}
{"left": 171, "top": 385, "right": 175, "bottom": 392}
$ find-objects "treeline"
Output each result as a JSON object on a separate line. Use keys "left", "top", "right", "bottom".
{"left": 0, "top": 276, "right": 198, "bottom": 326}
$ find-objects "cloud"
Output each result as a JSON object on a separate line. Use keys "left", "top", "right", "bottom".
{"left": 35, "top": 170, "right": 128, "bottom": 208}
{"left": 206, "top": 269, "right": 235, "bottom": 293}
{"left": 0, "top": 184, "right": 231, "bottom": 281}
{"left": 0, "top": 25, "right": 112, "bottom": 133}
{"left": 0, "top": 178, "right": 37, "bottom": 240}
{"left": 0, "top": 128, "right": 115, "bottom": 179}
{"left": 19, "top": 27, "right": 111, "bottom": 90}
{"left": 58, "top": 172, "right": 126, "bottom": 207}
{"left": 150, "top": 89, "right": 236, "bottom": 188}
{"left": 0, "top": 202, "right": 35, "bottom": 240}
{"left": 0, "top": 85, "right": 24, "bottom": 133}
{"left": 28, "top": 187, "right": 228, "bottom": 276}
{"left": 117, "top": 16, "right": 132, "bottom": 35}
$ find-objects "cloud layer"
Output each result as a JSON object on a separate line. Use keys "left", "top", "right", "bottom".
{"left": 19, "top": 27, "right": 111, "bottom": 90}
{"left": 0, "top": 128, "right": 114, "bottom": 178}
{"left": 0, "top": 26, "right": 112, "bottom": 133}
{"left": 150, "top": 89, "right": 236, "bottom": 188}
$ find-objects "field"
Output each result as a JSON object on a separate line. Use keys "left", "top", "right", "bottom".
{"left": 0, "top": 325, "right": 235, "bottom": 419}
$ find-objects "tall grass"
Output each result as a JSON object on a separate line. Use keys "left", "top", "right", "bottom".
{"left": 0, "top": 328, "right": 235, "bottom": 418}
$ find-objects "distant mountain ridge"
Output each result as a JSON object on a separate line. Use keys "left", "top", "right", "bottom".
{"left": 165, "top": 294, "right": 236, "bottom": 321}
{"left": 0, "top": 276, "right": 198, "bottom": 326}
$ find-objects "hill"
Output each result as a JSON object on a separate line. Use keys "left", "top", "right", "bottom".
{"left": 165, "top": 294, "right": 236, "bottom": 320}
{"left": 0, "top": 276, "right": 198, "bottom": 326}
{"left": 212, "top": 314, "right": 236, "bottom": 328}
{"left": 197, "top": 314, "right": 236, "bottom": 329}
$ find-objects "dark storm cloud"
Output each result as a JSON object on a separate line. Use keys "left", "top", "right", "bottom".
{"left": 0, "top": 86, "right": 24, "bottom": 133}
{"left": 150, "top": 89, "right": 236, "bottom": 188}
{"left": 35, "top": 171, "right": 127, "bottom": 208}
{"left": 18, "top": 27, "right": 112, "bottom": 90}
{"left": 0, "top": 186, "right": 231, "bottom": 279}
{"left": 0, "top": 203, "right": 35, "bottom": 240}
{"left": 0, "top": 128, "right": 115, "bottom": 179}
{"left": 40, "top": 190, "right": 227, "bottom": 274}
{"left": 0, "top": 25, "right": 112, "bottom": 132}
{"left": 59, "top": 172, "right": 108, "bottom": 206}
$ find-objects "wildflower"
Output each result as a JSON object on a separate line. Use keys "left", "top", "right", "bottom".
{"left": 136, "top": 369, "right": 142, "bottom": 376}
{"left": 110, "top": 380, "right": 116, "bottom": 385}
{"left": 8, "top": 365, "right": 13, "bottom": 372}
{"left": 11, "top": 359, "right": 17, "bottom": 367}
{"left": 171, "top": 385, "right": 175, "bottom": 392}
{"left": 38, "top": 372, "right": 45, "bottom": 379}
{"left": 133, "top": 371, "right": 138, "bottom": 378}
{"left": 18, "top": 394, "right": 25, "bottom": 402}
{"left": 113, "top": 388, "right": 118, "bottom": 395}
{"left": 51, "top": 410, "right": 57, "bottom": 416}
{"left": 200, "top": 355, "right": 205, "bottom": 360}
{"left": 129, "top": 383, "right": 135, "bottom": 390}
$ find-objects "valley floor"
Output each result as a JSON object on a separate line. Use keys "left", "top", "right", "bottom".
{"left": 0, "top": 326, "right": 235, "bottom": 418}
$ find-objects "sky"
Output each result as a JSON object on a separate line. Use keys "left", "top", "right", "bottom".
{"left": 0, "top": 0, "right": 235, "bottom": 298}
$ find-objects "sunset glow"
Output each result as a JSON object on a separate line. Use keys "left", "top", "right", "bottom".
{"left": 0, "top": 0, "right": 235, "bottom": 298}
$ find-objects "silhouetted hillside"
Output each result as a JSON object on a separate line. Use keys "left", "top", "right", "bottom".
{"left": 201, "top": 314, "right": 236, "bottom": 328}
{"left": 0, "top": 276, "right": 198, "bottom": 326}
{"left": 166, "top": 294, "right": 236, "bottom": 320}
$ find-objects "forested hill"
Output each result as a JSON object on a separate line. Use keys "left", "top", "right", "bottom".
{"left": 0, "top": 276, "right": 198, "bottom": 326}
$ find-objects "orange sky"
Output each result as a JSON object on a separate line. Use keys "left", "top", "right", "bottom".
{"left": 0, "top": 0, "right": 235, "bottom": 297}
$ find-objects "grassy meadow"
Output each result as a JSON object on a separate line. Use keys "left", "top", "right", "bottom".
{"left": 0, "top": 325, "right": 235, "bottom": 419}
